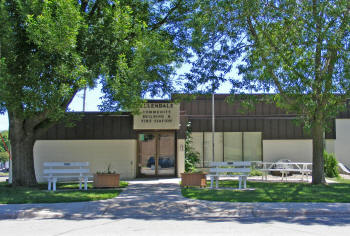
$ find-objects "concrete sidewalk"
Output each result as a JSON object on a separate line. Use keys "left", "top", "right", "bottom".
{"left": 1, "top": 178, "right": 350, "bottom": 220}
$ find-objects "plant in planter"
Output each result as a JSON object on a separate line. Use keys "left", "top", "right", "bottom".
{"left": 181, "top": 122, "right": 207, "bottom": 188}
{"left": 94, "top": 164, "right": 120, "bottom": 188}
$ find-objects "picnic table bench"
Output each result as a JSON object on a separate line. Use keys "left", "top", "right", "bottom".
{"left": 257, "top": 161, "right": 312, "bottom": 181}
{"left": 43, "top": 162, "right": 93, "bottom": 191}
{"left": 208, "top": 161, "right": 251, "bottom": 189}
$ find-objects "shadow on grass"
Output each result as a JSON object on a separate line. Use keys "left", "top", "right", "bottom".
{"left": 0, "top": 182, "right": 128, "bottom": 204}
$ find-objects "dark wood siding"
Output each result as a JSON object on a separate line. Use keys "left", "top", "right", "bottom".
{"left": 180, "top": 95, "right": 338, "bottom": 140}
{"left": 36, "top": 113, "right": 137, "bottom": 140}
{"left": 37, "top": 95, "right": 347, "bottom": 141}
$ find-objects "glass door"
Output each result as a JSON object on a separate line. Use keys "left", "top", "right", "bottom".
{"left": 139, "top": 134, "right": 157, "bottom": 176}
{"left": 158, "top": 132, "right": 175, "bottom": 176}
{"left": 138, "top": 132, "right": 175, "bottom": 177}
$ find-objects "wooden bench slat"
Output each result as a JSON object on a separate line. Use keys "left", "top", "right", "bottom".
{"left": 210, "top": 161, "right": 251, "bottom": 167}
{"left": 44, "top": 175, "right": 93, "bottom": 178}
{"left": 44, "top": 162, "right": 89, "bottom": 167}
{"left": 44, "top": 169, "right": 90, "bottom": 174}
{"left": 210, "top": 168, "right": 251, "bottom": 173}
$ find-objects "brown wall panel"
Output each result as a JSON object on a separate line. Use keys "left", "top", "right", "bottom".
{"left": 85, "top": 117, "right": 94, "bottom": 139}
{"left": 47, "top": 126, "right": 56, "bottom": 139}
{"left": 231, "top": 119, "right": 239, "bottom": 131}
{"left": 37, "top": 113, "right": 136, "bottom": 140}
{"left": 56, "top": 124, "right": 66, "bottom": 139}
{"left": 94, "top": 117, "right": 104, "bottom": 139}
{"left": 75, "top": 119, "right": 86, "bottom": 139}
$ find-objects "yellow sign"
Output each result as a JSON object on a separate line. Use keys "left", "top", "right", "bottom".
{"left": 133, "top": 103, "right": 180, "bottom": 130}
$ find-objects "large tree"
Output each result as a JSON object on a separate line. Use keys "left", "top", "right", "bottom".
{"left": 0, "top": 0, "right": 190, "bottom": 186}
{"left": 185, "top": 0, "right": 349, "bottom": 184}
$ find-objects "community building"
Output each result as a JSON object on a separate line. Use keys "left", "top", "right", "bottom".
{"left": 33, "top": 95, "right": 350, "bottom": 182}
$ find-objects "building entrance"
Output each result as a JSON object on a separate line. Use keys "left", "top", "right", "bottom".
{"left": 137, "top": 132, "right": 176, "bottom": 177}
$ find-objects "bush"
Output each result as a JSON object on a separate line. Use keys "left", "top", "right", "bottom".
{"left": 324, "top": 151, "right": 339, "bottom": 178}
{"left": 185, "top": 122, "right": 200, "bottom": 173}
{"left": 0, "top": 152, "right": 9, "bottom": 163}
{"left": 250, "top": 168, "right": 263, "bottom": 176}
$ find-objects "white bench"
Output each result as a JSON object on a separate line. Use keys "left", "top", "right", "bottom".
{"left": 43, "top": 162, "right": 93, "bottom": 191}
{"left": 209, "top": 161, "right": 251, "bottom": 189}
{"left": 258, "top": 162, "right": 312, "bottom": 181}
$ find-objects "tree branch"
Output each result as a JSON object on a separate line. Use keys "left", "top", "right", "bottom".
{"left": 88, "top": 0, "right": 101, "bottom": 19}
{"left": 246, "top": 17, "right": 285, "bottom": 94}
{"left": 149, "top": 0, "right": 182, "bottom": 31}
{"left": 80, "top": 0, "right": 88, "bottom": 13}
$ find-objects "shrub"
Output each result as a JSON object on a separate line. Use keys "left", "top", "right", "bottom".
{"left": 0, "top": 152, "right": 9, "bottom": 163}
{"left": 250, "top": 168, "right": 263, "bottom": 176}
{"left": 324, "top": 151, "right": 339, "bottom": 178}
{"left": 185, "top": 122, "right": 200, "bottom": 173}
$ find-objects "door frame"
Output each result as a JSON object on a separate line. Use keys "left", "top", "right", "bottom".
{"left": 136, "top": 131, "right": 177, "bottom": 178}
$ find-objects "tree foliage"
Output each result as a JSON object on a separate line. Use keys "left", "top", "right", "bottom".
{"left": 184, "top": 0, "right": 350, "bottom": 184}
{"left": 185, "top": 122, "right": 200, "bottom": 173}
{"left": 0, "top": 130, "right": 9, "bottom": 163}
{"left": 0, "top": 0, "right": 192, "bottom": 185}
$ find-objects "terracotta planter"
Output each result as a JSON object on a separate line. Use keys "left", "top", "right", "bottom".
{"left": 93, "top": 173, "right": 120, "bottom": 188}
{"left": 181, "top": 173, "right": 207, "bottom": 187}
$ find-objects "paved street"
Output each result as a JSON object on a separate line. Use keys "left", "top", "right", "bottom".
{"left": 1, "top": 178, "right": 350, "bottom": 235}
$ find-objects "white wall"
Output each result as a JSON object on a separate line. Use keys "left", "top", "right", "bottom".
{"left": 263, "top": 140, "right": 312, "bottom": 162}
{"left": 34, "top": 140, "right": 137, "bottom": 182}
{"left": 335, "top": 119, "right": 350, "bottom": 168}
{"left": 325, "top": 139, "right": 335, "bottom": 154}
{"left": 263, "top": 139, "right": 336, "bottom": 163}
{"left": 177, "top": 139, "right": 185, "bottom": 177}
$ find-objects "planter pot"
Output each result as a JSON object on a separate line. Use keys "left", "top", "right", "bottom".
{"left": 93, "top": 173, "right": 120, "bottom": 188}
{"left": 181, "top": 173, "right": 207, "bottom": 188}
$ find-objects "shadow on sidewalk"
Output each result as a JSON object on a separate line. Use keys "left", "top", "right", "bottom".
{"left": 1, "top": 182, "right": 350, "bottom": 226}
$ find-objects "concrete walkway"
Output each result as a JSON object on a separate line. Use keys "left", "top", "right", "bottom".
{"left": 1, "top": 178, "right": 350, "bottom": 221}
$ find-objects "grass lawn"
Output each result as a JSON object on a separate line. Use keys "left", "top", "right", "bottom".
{"left": 0, "top": 181, "right": 128, "bottom": 204}
{"left": 0, "top": 172, "right": 9, "bottom": 176}
{"left": 182, "top": 180, "right": 350, "bottom": 203}
{"left": 328, "top": 176, "right": 350, "bottom": 184}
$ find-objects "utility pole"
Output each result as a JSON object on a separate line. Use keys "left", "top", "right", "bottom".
{"left": 212, "top": 93, "right": 215, "bottom": 162}
{"left": 82, "top": 87, "right": 87, "bottom": 112}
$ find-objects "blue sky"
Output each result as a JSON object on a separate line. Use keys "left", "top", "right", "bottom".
{"left": 0, "top": 80, "right": 233, "bottom": 131}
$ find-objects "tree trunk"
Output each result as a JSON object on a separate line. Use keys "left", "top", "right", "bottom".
{"left": 9, "top": 113, "right": 38, "bottom": 186}
{"left": 311, "top": 118, "right": 326, "bottom": 184}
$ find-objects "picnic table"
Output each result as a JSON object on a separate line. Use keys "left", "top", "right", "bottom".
{"left": 256, "top": 161, "right": 312, "bottom": 181}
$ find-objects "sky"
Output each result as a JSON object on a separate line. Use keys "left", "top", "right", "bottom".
{"left": 0, "top": 79, "right": 233, "bottom": 131}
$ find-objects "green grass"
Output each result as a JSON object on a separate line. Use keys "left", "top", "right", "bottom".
{"left": 0, "top": 181, "right": 128, "bottom": 204}
{"left": 0, "top": 172, "right": 8, "bottom": 176}
{"left": 328, "top": 176, "right": 350, "bottom": 184}
{"left": 182, "top": 180, "right": 350, "bottom": 203}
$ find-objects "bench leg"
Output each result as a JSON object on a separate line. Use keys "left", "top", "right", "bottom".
{"left": 215, "top": 176, "right": 219, "bottom": 189}
{"left": 84, "top": 177, "right": 88, "bottom": 190}
{"left": 244, "top": 176, "right": 247, "bottom": 189}
{"left": 79, "top": 180, "right": 82, "bottom": 190}
{"left": 210, "top": 176, "right": 214, "bottom": 189}
{"left": 48, "top": 181, "right": 51, "bottom": 191}
{"left": 238, "top": 176, "right": 242, "bottom": 189}
{"left": 53, "top": 178, "right": 57, "bottom": 191}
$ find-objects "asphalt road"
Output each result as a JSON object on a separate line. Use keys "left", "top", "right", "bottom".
{"left": 1, "top": 216, "right": 350, "bottom": 236}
